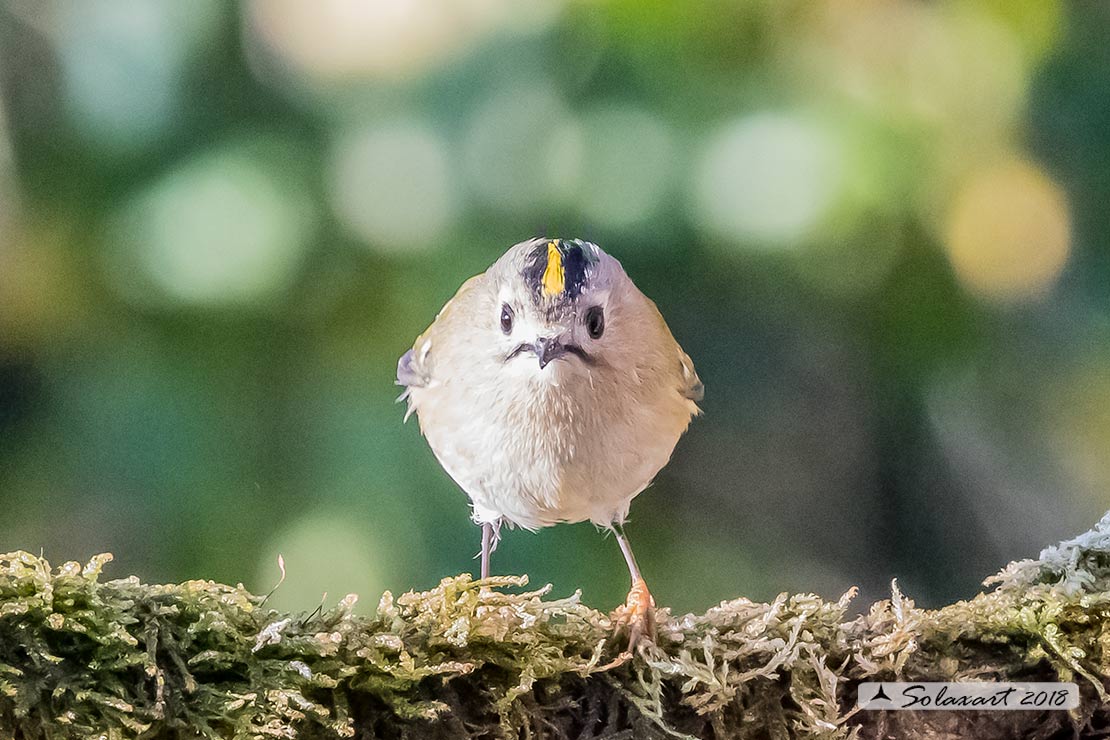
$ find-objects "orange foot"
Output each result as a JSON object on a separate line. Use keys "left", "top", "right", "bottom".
{"left": 612, "top": 577, "right": 656, "bottom": 653}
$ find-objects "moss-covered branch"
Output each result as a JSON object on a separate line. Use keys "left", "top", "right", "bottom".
{"left": 4, "top": 516, "right": 1110, "bottom": 739}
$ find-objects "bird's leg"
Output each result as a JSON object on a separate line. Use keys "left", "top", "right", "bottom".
{"left": 480, "top": 521, "right": 494, "bottom": 580}
{"left": 612, "top": 523, "right": 655, "bottom": 651}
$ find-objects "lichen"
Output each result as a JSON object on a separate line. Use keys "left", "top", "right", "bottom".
{"left": 4, "top": 516, "right": 1110, "bottom": 738}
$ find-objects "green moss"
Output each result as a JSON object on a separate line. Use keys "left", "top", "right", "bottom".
{"left": 4, "top": 516, "right": 1110, "bottom": 738}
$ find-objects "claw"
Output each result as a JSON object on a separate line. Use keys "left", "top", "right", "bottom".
{"left": 612, "top": 577, "right": 656, "bottom": 652}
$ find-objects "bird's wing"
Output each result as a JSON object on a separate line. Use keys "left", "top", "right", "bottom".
{"left": 396, "top": 274, "right": 486, "bottom": 414}
{"left": 396, "top": 346, "right": 429, "bottom": 390}
{"left": 396, "top": 341, "right": 429, "bottom": 421}
{"left": 678, "top": 348, "right": 704, "bottom": 403}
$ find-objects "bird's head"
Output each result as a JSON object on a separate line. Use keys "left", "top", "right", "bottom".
{"left": 491, "top": 238, "right": 628, "bottom": 375}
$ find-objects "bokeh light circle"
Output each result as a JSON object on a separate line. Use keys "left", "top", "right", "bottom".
{"left": 329, "top": 121, "right": 457, "bottom": 253}
{"left": 54, "top": 1, "right": 222, "bottom": 152}
{"left": 692, "top": 113, "right": 841, "bottom": 249}
{"left": 575, "top": 105, "right": 675, "bottom": 230}
{"left": 246, "top": 0, "right": 565, "bottom": 83}
{"left": 462, "top": 83, "right": 582, "bottom": 213}
{"left": 257, "top": 508, "right": 384, "bottom": 613}
{"left": 247, "top": 0, "right": 462, "bottom": 82}
{"left": 106, "top": 141, "right": 316, "bottom": 309}
{"left": 808, "top": 3, "right": 1027, "bottom": 135}
{"left": 943, "top": 158, "right": 1071, "bottom": 304}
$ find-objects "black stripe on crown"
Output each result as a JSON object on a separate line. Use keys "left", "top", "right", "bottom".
{"left": 522, "top": 239, "right": 596, "bottom": 301}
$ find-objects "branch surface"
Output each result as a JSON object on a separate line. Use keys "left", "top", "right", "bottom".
{"left": 4, "top": 515, "right": 1110, "bottom": 739}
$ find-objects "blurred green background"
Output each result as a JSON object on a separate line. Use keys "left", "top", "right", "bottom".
{"left": 1, "top": 0, "right": 1108, "bottom": 615}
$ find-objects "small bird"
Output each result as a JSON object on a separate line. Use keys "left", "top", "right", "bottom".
{"left": 397, "top": 238, "right": 702, "bottom": 646}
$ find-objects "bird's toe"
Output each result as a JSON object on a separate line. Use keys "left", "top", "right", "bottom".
{"left": 612, "top": 577, "right": 656, "bottom": 653}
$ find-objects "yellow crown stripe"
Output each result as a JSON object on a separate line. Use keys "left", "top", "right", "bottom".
{"left": 541, "top": 240, "right": 564, "bottom": 296}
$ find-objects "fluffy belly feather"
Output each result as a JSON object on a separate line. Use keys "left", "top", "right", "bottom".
{"left": 410, "top": 366, "right": 693, "bottom": 529}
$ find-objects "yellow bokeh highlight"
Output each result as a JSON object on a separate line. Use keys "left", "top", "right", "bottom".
{"left": 246, "top": 0, "right": 564, "bottom": 82}
{"left": 943, "top": 158, "right": 1071, "bottom": 303}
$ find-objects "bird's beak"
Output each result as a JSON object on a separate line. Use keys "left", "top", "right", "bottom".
{"left": 533, "top": 337, "right": 566, "bottom": 369}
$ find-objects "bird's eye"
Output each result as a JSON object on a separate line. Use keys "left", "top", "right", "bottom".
{"left": 500, "top": 304, "right": 514, "bottom": 335}
{"left": 585, "top": 306, "right": 605, "bottom": 339}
